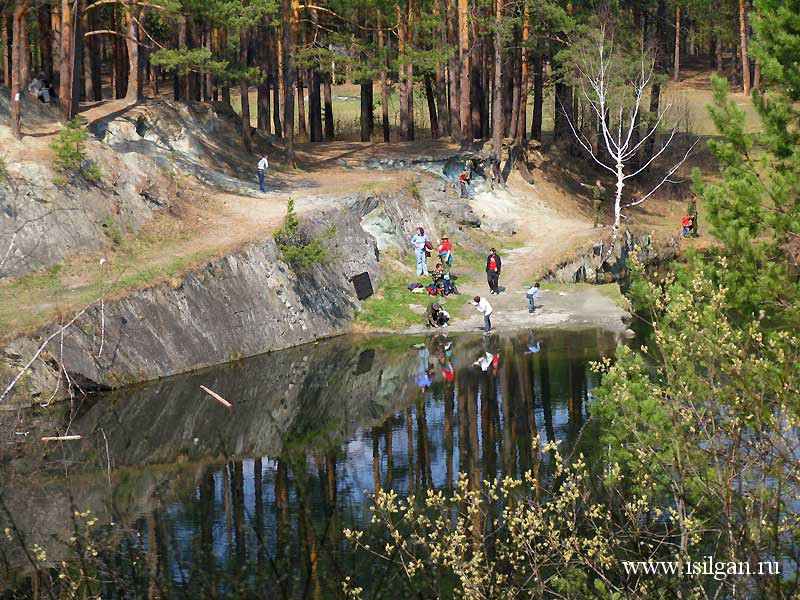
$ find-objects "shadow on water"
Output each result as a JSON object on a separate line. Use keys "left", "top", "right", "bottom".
{"left": 1, "top": 329, "right": 625, "bottom": 597}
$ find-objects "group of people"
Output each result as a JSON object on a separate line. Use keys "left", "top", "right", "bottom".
{"left": 27, "top": 74, "right": 57, "bottom": 104}
{"left": 411, "top": 227, "right": 457, "bottom": 297}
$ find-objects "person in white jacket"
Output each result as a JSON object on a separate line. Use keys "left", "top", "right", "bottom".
{"left": 471, "top": 295, "right": 493, "bottom": 333}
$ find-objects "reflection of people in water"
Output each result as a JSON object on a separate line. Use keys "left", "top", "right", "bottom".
{"left": 415, "top": 346, "right": 434, "bottom": 391}
{"left": 438, "top": 340, "right": 456, "bottom": 382}
{"left": 526, "top": 331, "right": 541, "bottom": 354}
{"left": 473, "top": 350, "right": 500, "bottom": 373}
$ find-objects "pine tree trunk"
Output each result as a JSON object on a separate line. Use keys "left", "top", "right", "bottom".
{"left": 323, "top": 73, "right": 333, "bottom": 140}
{"left": 715, "top": 30, "right": 723, "bottom": 74}
{"left": 282, "top": 0, "right": 297, "bottom": 166}
{"left": 424, "top": 73, "right": 439, "bottom": 138}
{"left": 70, "top": 0, "right": 82, "bottom": 108}
{"left": 673, "top": 4, "right": 680, "bottom": 82}
{"left": 492, "top": 0, "right": 503, "bottom": 173}
{"left": 516, "top": 3, "right": 529, "bottom": 142}
{"left": 472, "top": 40, "right": 485, "bottom": 138}
{"left": 397, "top": 2, "right": 408, "bottom": 140}
{"left": 309, "top": 69, "right": 322, "bottom": 141}
{"left": 406, "top": 0, "right": 414, "bottom": 140}
{"left": 82, "top": 2, "right": 93, "bottom": 101}
{"left": 739, "top": 0, "right": 749, "bottom": 93}
{"left": 112, "top": 9, "right": 126, "bottom": 99}
{"left": 239, "top": 27, "right": 252, "bottom": 152}
{"left": 125, "top": 8, "right": 140, "bottom": 100}
{"left": 753, "top": 59, "right": 760, "bottom": 90}
{"left": 274, "top": 23, "right": 283, "bottom": 132}
{"left": 378, "top": 9, "right": 390, "bottom": 142}
{"left": 296, "top": 67, "right": 307, "bottom": 138}
{"left": 59, "top": 0, "right": 73, "bottom": 120}
{"left": 20, "top": 9, "right": 29, "bottom": 86}
{"left": 204, "top": 22, "right": 213, "bottom": 101}
{"left": 2, "top": 13, "right": 9, "bottom": 86}
{"left": 458, "top": 0, "right": 471, "bottom": 145}
{"left": 359, "top": 79, "right": 371, "bottom": 142}
{"left": 531, "top": 51, "right": 542, "bottom": 140}
{"left": 508, "top": 44, "right": 520, "bottom": 141}
{"left": 433, "top": 0, "right": 449, "bottom": 136}
{"left": 447, "top": 0, "right": 460, "bottom": 139}
{"left": 220, "top": 27, "right": 231, "bottom": 106}
{"left": 257, "top": 18, "right": 270, "bottom": 130}
{"left": 308, "top": 15, "right": 322, "bottom": 141}
{"left": 37, "top": 3, "right": 53, "bottom": 82}
{"left": 11, "top": 0, "right": 32, "bottom": 139}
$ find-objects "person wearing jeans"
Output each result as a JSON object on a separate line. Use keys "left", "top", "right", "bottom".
{"left": 526, "top": 282, "right": 541, "bottom": 313}
{"left": 410, "top": 226, "right": 430, "bottom": 276}
{"left": 472, "top": 295, "right": 493, "bottom": 334}
{"left": 257, "top": 153, "right": 269, "bottom": 192}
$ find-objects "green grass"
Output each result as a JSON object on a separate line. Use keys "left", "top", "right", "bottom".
{"left": 354, "top": 269, "right": 460, "bottom": 330}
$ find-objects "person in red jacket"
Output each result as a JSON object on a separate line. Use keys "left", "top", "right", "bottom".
{"left": 459, "top": 171, "right": 469, "bottom": 197}
{"left": 437, "top": 235, "right": 453, "bottom": 274}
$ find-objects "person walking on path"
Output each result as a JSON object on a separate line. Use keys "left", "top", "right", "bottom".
{"left": 688, "top": 196, "right": 699, "bottom": 237}
{"left": 438, "top": 235, "right": 453, "bottom": 275}
{"left": 411, "top": 226, "right": 430, "bottom": 276}
{"left": 257, "top": 153, "right": 269, "bottom": 193}
{"left": 526, "top": 282, "right": 541, "bottom": 313}
{"left": 471, "top": 295, "right": 494, "bottom": 334}
{"left": 486, "top": 248, "right": 502, "bottom": 295}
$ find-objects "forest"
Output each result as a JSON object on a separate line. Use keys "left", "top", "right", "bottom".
{"left": 2, "top": 0, "right": 759, "bottom": 161}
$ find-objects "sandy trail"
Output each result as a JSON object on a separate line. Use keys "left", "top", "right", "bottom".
{"left": 402, "top": 175, "right": 631, "bottom": 336}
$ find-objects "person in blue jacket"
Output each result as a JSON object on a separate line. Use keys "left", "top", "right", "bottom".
{"left": 410, "top": 226, "right": 430, "bottom": 276}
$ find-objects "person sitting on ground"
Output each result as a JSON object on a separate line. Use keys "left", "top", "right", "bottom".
{"left": 526, "top": 282, "right": 541, "bottom": 313}
{"left": 425, "top": 301, "right": 442, "bottom": 328}
{"left": 432, "top": 262, "right": 446, "bottom": 287}
{"left": 437, "top": 235, "right": 453, "bottom": 274}
{"left": 437, "top": 308, "right": 450, "bottom": 327}
{"left": 681, "top": 215, "right": 693, "bottom": 238}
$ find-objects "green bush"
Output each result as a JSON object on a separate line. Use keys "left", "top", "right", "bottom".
{"left": 274, "top": 198, "right": 335, "bottom": 272}
{"left": 49, "top": 118, "right": 103, "bottom": 184}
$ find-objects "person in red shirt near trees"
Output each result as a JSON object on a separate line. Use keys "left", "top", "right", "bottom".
{"left": 459, "top": 170, "right": 469, "bottom": 197}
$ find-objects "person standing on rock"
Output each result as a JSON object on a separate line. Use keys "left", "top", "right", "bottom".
{"left": 257, "top": 153, "right": 269, "bottom": 193}
{"left": 486, "top": 248, "right": 502, "bottom": 295}
{"left": 411, "top": 226, "right": 430, "bottom": 276}
{"left": 471, "top": 295, "right": 494, "bottom": 334}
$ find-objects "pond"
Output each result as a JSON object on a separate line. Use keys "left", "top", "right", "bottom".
{"left": 0, "top": 328, "right": 625, "bottom": 598}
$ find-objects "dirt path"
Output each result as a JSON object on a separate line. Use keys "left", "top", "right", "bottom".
{"left": 401, "top": 174, "right": 632, "bottom": 337}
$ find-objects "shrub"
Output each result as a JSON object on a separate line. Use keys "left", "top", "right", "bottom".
{"left": 49, "top": 118, "right": 103, "bottom": 184}
{"left": 273, "top": 198, "right": 335, "bottom": 272}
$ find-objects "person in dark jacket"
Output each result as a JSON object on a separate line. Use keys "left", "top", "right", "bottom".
{"left": 425, "top": 302, "right": 442, "bottom": 327}
{"left": 486, "top": 248, "right": 502, "bottom": 295}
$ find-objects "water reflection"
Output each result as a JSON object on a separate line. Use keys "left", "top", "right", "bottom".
{"left": 1, "top": 329, "right": 621, "bottom": 597}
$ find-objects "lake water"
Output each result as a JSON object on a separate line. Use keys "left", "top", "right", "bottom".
{"left": 0, "top": 328, "right": 624, "bottom": 597}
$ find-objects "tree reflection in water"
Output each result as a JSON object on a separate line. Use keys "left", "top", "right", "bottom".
{"left": 0, "top": 329, "right": 619, "bottom": 598}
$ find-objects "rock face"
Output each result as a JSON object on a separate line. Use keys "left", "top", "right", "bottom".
{"left": 0, "top": 208, "right": 380, "bottom": 405}
{"left": 0, "top": 138, "right": 171, "bottom": 278}
{"left": 544, "top": 230, "right": 682, "bottom": 284}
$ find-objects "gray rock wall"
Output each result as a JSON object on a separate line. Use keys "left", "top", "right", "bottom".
{"left": 1, "top": 208, "right": 381, "bottom": 405}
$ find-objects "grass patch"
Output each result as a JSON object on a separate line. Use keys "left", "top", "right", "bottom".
{"left": 354, "top": 269, "right": 460, "bottom": 331}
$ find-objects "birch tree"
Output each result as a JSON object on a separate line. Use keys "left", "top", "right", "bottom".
{"left": 563, "top": 21, "right": 697, "bottom": 261}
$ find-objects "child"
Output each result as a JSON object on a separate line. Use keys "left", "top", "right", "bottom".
{"left": 437, "top": 308, "right": 450, "bottom": 327}
{"left": 526, "top": 282, "right": 541, "bottom": 313}
{"left": 681, "top": 215, "right": 693, "bottom": 237}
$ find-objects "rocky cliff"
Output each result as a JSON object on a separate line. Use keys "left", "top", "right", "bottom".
{"left": 0, "top": 206, "right": 381, "bottom": 405}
